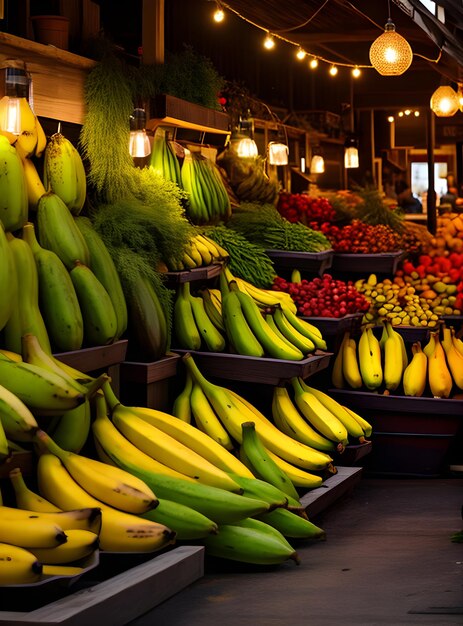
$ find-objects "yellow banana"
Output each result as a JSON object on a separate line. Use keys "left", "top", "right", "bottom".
{"left": 342, "top": 333, "right": 363, "bottom": 389}
{"left": 441, "top": 327, "right": 463, "bottom": 389}
{"left": 35, "top": 116, "right": 47, "bottom": 158}
{"left": 20, "top": 154, "right": 47, "bottom": 210}
{"left": 0, "top": 503, "right": 102, "bottom": 534}
{"left": 331, "top": 332, "right": 346, "bottom": 389}
{"left": 452, "top": 330, "right": 463, "bottom": 357}
{"left": 190, "top": 381, "right": 235, "bottom": 450}
{"left": 280, "top": 305, "right": 327, "bottom": 350}
{"left": 423, "top": 331, "right": 437, "bottom": 357}
{"left": 28, "top": 529, "right": 99, "bottom": 565}
{"left": 383, "top": 321, "right": 403, "bottom": 391}
{"left": 9, "top": 466, "right": 62, "bottom": 512}
{"left": 0, "top": 543, "right": 42, "bottom": 585}
{"left": 403, "top": 342, "right": 427, "bottom": 397}
{"left": 15, "top": 98, "right": 38, "bottom": 158}
{"left": 0, "top": 515, "right": 67, "bottom": 549}
{"left": 427, "top": 333, "right": 453, "bottom": 398}
{"left": 341, "top": 405, "right": 373, "bottom": 438}
{"left": 358, "top": 326, "right": 383, "bottom": 390}
{"left": 272, "top": 307, "right": 315, "bottom": 354}
{"left": 265, "top": 449, "right": 324, "bottom": 489}
{"left": 37, "top": 454, "right": 176, "bottom": 553}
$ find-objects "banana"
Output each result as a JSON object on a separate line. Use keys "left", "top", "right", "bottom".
{"left": 299, "top": 381, "right": 367, "bottom": 441}
{"left": 141, "top": 499, "right": 219, "bottom": 540}
{"left": 102, "top": 382, "right": 249, "bottom": 477}
{"left": 93, "top": 435, "right": 270, "bottom": 525}
{"left": 35, "top": 115, "right": 47, "bottom": 158}
{"left": 74, "top": 217, "right": 127, "bottom": 339}
{"left": 0, "top": 349, "right": 22, "bottom": 362}
{"left": 272, "top": 307, "right": 316, "bottom": 354}
{"left": 28, "top": 529, "right": 99, "bottom": 565}
{"left": 0, "top": 543, "right": 42, "bottom": 585}
{"left": 20, "top": 154, "right": 47, "bottom": 210}
{"left": 37, "top": 454, "right": 176, "bottom": 553}
{"left": 15, "top": 98, "right": 38, "bottom": 158}
{"left": 358, "top": 326, "right": 383, "bottom": 390}
{"left": 452, "top": 330, "right": 463, "bottom": 357}
{"left": 423, "top": 331, "right": 436, "bottom": 357}
{"left": 403, "top": 342, "right": 427, "bottom": 397}
{"left": 23, "top": 221, "right": 84, "bottom": 351}
{"left": 110, "top": 402, "right": 243, "bottom": 492}
{"left": 265, "top": 312, "right": 301, "bottom": 353}
{"left": 0, "top": 135, "right": 28, "bottom": 232}
{"left": 265, "top": 449, "right": 324, "bottom": 490}
{"left": 442, "top": 327, "right": 463, "bottom": 389}
{"left": 226, "top": 472, "right": 292, "bottom": 510}
{"left": 183, "top": 354, "right": 333, "bottom": 471}
{"left": 232, "top": 284, "right": 304, "bottom": 360}
{"left": 0, "top": 414, "right": 9, "bottom": 461}
{"left": 125, "top": 274, "right": 169, "bottom": 361}
{"left": 189, "top": 288, "right": 226, "bottom": 352}
{"left": 42, "top": 564, "right": 86, "bottom": 577}
{"left": 221, "top": 283, "right": 264, "bottom": 357}
{"left": 291, "top": 377, "right": 349, "bottom": 446}
{"left": 192, "top": 234, "right": 213, "bottom": 265}
{"left": 202, "top": 523, "right": 300, "bottom": 565}
{"left": 272, "top": 386, "right": 335, "bottom": 452}
{"left": 190, "top": 381, "right": 235, "bottom": 450}
{"left": 235, "top": 517, "right": 296, "bottom": 553}
{"left": 341, "top": 333, "right": 363, "bottom": 389}
{"left": 239, "top": 421, "right": 300, "bottom": 501}
{"left": 36, "top": 192, "right": 90, "bottom": 270}
{"left": 256, "top": 507, "right": 326, "bottom": 540}
{"left": 0, "top": 515, "right": 67, "bottom": 549}
{"left": 173, "top": 282, "right": 202, "bottom": 351}
{"left": 36, "top": 430, "right": 159, "bottom": 514}
{"left": 4, "top": 231, "right": 51, "bottom": 355}
{"left": 172, "top": 372, "right": 193, "bottom": 423}
{"left": 280, "top": 305, "right": 327, "bottom": 350}
{"left": 383, "top": 321, "right": 404, "bottom": 391}
{"left": 70, "top": 261, "right": 118, "bottom": 346}
{"left": 43, "top": 132, "right": 86, "bottom": 213}
{"left": 48, "top": 398, "right": 91, "bottom": 454}
{"left": 9, "top": 467, "right": 62, "bottom": 512}
{"left": 0, "top": 221, "right": 16, "bottom": 332}
{"left": 341, "top": 405, "right": 373, "bottom": 438}
{"left": 0, "top": 504, "right": 102, "bottom": 534}
{"left": 181, "top": 149, "right": 208, "bottom": 224}
{"left": 331, "top": 331, "right": 346, "bottom": 389}
{"left": 0, "top": 381, "right": 39, "bottom": 441}
{"left": 196, "top": 233, "right": 225, "bottom": 261}
{"left": 427, "top": 333, "right": 453, "bottom": 398}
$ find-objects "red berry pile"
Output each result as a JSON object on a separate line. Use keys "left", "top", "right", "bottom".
{"left": 277, "top": 192, "right": 336, "bottom": 227}
{"left": 273, "top": 274, "right": 371, "bottom": 318}
{"left": 320, "top": 220, "right": 401, "bottom": 253}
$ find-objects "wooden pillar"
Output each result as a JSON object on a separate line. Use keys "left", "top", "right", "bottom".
{"left": 142, "top": 0, "right": 164, "bottom": 65}
{"left": 426, "top": 109, "right": 437, "bottom": 234}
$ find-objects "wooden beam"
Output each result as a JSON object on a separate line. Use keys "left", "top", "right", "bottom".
{"left": 142, "top": 0, "right": 164, "bottom": 65}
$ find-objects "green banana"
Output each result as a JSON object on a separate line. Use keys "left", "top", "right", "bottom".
{"left": 272, "top": 306, "right": 315, "bottom": 354}
{"left": 189, "top": 289, "right": 226, "bottom": 352}
{"left": 199, "top": 288, "right": 225, "bottom": 331}
{"left": 226, "top": 472, "right": 303, "bottom": 511}
{"left": 239, "top": 421, "right": 300, "bottom": 502}
{"left": 201, "top": 523, "right": 300, "bottom": 565}
{"left": 36, "top": 192, "right": 90, "bottom": 270}
{"left": 126, "top": 274, "right": 169, "bottom": 361}
{"left": 173, "top": 282, "right": 201, "bottom": 350}
{"left": 172, "top": 372, "right": 193, "bottom": 423}
{"left": 4, "top": 232, "right": 51, "bottom": 355}
{"left": 235, "top": 517, "right": 296, "bottom": 554}
{"left": 0, "top": 135, "right": 28, "bottom": 232}
{"left": 43, "top": 132, "right": 86, "bottom": 214}
{"left": 221, "top": 285, "right": 264, "bottom": 357}
{"left": 48, "top": 398, "right": 91, "bottom": 453}
{"left": 256, "top": 507, "right": 326, "bottom": 540}
{"left": 0, "top": 380, "right": 39, "bottom": 442}
{"left": 141, "top": 498, "right": 218, "bottom": 540}
{"left": 22, "top": 222, "right": 84, "bottom": 352}
{"left": 0, "top": 220, "right": 16, "bottom": 332}
{"left": 0, "top": 410, "right": 10, "bottom": 461}
{"left": 280, "top": 305, "right": 327, "bottom": 350}
{"left": 190, "top": 382, "right": 235, "bottom": 450}
{"left": 74, "top": 217, "right": 127, "bottom": 340}
{"left": 69, "top": 261, "right": 118, "bottom": 346}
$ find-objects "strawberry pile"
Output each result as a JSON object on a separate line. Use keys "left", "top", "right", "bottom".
{"left": 273, "top": 273, "right": 370, "bottom": 318}
{"left": 277, "top": 193, "right": 336, "bottom": 227}
{"left": 320, "top": 220, "right": 401, "bottom": 253}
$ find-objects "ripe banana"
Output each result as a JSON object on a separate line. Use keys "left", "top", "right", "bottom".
{"left": 183, "top": 354, "right": 333, "bottom": 471}
{"left": 265, "top": 449, "right": 324, "bottom": 490}
{"left": 403, "top": 342, "right": 427, "bottom": 397}
{"left": 239, "top": 421, "right": 300, "bottom": 501}
{"left": 0, "top": 515, "right": 67, "bottom": 549}
{"left": 0, "top": 503, "right": 102, "bottom": 534}
{"left": 358, "top": 326, "right": 383, "bottom": 390}
{"left": 35, "top": 429, "right": 158, "bottom": 514}
{"left": 141, "top": 499, "right": 218, "bottom": 541}
{"left": 331, "top": 332, "right": 346, "bottom": 389}
{"left": 15, "top": 98, "right": 38, "bottom": 158}
{"left": 20, "top": 153, "right": 47, "bottom": 210}
{"left": 291, "top": 377, "right": 349, "bottom": 446}
{"left": 74, "top": 216, "right": 127, "bottom": 340}
{"left": 28, "top": 529, "right": 99, "bottom": 565}
{"left": 22, "top": 222, "right": 84, "bottom": 352}
{"left": 190, "top": 381, "right": 235, "bottom": 450}
{"left": 423, "top": 331, "right": 436, "bottom": 358}
{"left": 383, "top": 321, "right": 404, "bottom": 391}
{"left": 70, "top": 261, "right": 118, "bottom": 346}
{"left": 0, "top": 543, "right": 42, "bottom": 585}
{"left": 0, "top": 135, "right": 28, "bottom": 232}
{"left": 341, "top": 405, "right": 372, "bottom": 438}
{"left": 36, "top": 192, "right": 90, "bottom": 270}
{"left": 341, "top": 332, "right": 363, "bottom": 389}
{"left": 280, "top": 305, "right": 327, "bottom": 350}
{"left": 442, "top": 327, "right": 463, "bottom": 389}
{"left": 9, "top": 466, "right": 62, "bottom": 512}
{"left": 428, "top": 333, "right": 453, "bottom": 398}
{"left": 272, "top": 307, "right": 315, "bottom": 354}
{"left": 37, "top": 454, "right": 177, "bottom": 553}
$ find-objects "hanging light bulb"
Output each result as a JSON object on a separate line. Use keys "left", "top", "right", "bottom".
{"left": 344, "top": 136, "right": 359, "bottom": 169}
{"left": 268, "top": 141, "right": 288, "bottom": 166}
{"left": 309, "top": 57, "right": 318, "bottom": 69}
{"left": 296, "top": 47, "right": 306, "bottom": 61}
{"left": 129, "top": 108, "right": 151, "bottom": 158}
{"left": 369, "top": 18, "right": 413, "bottom": 76}
{"left": 329, "top": 65, "right": 338, "bottom": 76}
{"left": 430, "top": 85, "right": 460, "bottom": 117}
{"left": 414, "top": 110, "right": 420, "bottom": 117}
{"left": 0, "top": 59, "right": 30, "bottom": 135}
{"left": 264, "top": 33, "right": 275, "bottom": 50}
{"left": 352, "top": 66, "right": 361, "bottom": 78}
{"left": 213, "top": 3, "right": 225, "bottom": 23}
{"left": 236, "top": 136, "right": 258, "bottom": 157}
{"left": 387, "top": 115, "right": 394, "bottom": 123}
{"left": 310, "top": 154, "right": 325, "bottom": 174}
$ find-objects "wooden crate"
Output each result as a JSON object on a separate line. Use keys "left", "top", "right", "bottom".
{"left": 300, "top": 466, "right": 363, "bottom": 518}
{"left": 120, "top": 353, "right": 181, "bottom": 410}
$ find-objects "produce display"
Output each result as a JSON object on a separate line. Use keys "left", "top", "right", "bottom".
{"left": 272, "top": 273, "right": 370, "bottom": 318}
{"left": 331, "top": 321, "right": 463, "bottom": 398}
{"left": 217, "top": 149, "right": 279, "bottom": 205}
{"left": 321, "top": 220, "right": 401, "bottom": 253}
{"left": 432, "top": 213, "right": 463, "bottom": 254}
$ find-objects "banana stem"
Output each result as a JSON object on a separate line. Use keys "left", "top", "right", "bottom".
{"left": 182, "top": 353, "right": 209, "bottom": 389}
{"left": 94, "top": 393, "right": 108, "bottom": 420}
{"left": 84, "top": 373, "right": 111, "bottom": 400}
{"left": 102, "top": 380, "right": 121, "bottom": 411}
{"left": 34, "top": 429, "right": 68, "bottom": 460}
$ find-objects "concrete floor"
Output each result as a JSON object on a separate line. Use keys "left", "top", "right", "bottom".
{"left": 130, "top": 477, "right": 463, "bottom": 626}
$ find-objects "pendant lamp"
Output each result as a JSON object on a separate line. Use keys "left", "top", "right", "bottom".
{"left": 369, "top": 18, "right": 413, "bottom": 76}
{"left": 430, "top": 85, "right": 460, "bottom": 117}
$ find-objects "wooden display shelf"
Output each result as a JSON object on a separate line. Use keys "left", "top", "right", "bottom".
{"left": 0, "top": 546, "right": 204, "bottom": 625}
{"left": 330, "top": 250, "right": 406, "bottom": 274}
{"left": 147, "top": 94, "right": 230, "bottom": 135}
{"left": 302, "top": 313, "right": 363, "bottom": 338}
{"left": 164, "top": 263, "right": 223, "bottom": 285}
{"left": 172, "top": 350, "right": 332, "bottom": 385}
{"left": 265, "top": 249, "right": 333, "bottom": 275}
{"left": 120, "top": 353, "right": 181, "bottom": 410}
{"left": 300, "top": 466, "right": 363, "bottom": 518}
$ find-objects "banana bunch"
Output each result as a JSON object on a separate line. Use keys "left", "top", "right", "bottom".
{"left": 423, "top": 326, "right": 463, "bottom": 398}
{"left": 43, "top": 131, "right": 86, "bottom": 215}
{"left": 0, "top": 135, "right": 28, "bottom": 233}
{"left": 149, "top": 127, "right": 182, "bottom": 187}
{"left": 0, "top": 96, "right": 47, "bottom": 159}
{"left": 181, "top": 149, "right": 231, "bottom": 225}
{"left": 217, "top": 150, "right": 279, "bottom": 205}
{"left": 171, "top": 233, "right": 229, "bottom": 271}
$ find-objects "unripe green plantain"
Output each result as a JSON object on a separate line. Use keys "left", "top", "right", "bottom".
{"left": 0, "top": 135, "right": 28, "bottom": 232}
{"left": 256, "top": 507, "right": 326, "bottom": 540}
{"left": 126, "top": 275, "right": 168, "bottom": 360}
{"left": 141, "top": 498, "right": 218, "bottom": 540}
{"left": 0, "top": 221, "right": 16, "bottom": 332}
{"left": 22, "top": 222, "right": 84, "bottom": 352}
{"left": 173, "top": 282, "right": 201, "bottom": 351}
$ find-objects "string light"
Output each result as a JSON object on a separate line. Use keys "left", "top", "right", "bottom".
{"left": 264, "top": 33, "right": 275, "bottom": 50}
{"left": 329, "top": 65, "right": 338, "bottom": 76}
{"left": 352, "top": 66, "right": 361, "bottom": 78}
{"left": 387, "top": 116, "right": 394, "bottom": 122}
{"left": 309, "top": 57, "right": 318, "bottom": 69}
{"left": 296, "top": 47, "right": 306, "bottom": 60}
{"left": 213, "top": 3, "right": 225, "bottom": 23}
{"left": 414, "top": 110, "right": 420, "bottom": 116}
{"left": 430, "top": 85, "right": 459, "bottom": 117}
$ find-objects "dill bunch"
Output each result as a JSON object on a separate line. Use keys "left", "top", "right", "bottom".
{"left": 352, "top": 185, "right": 405, "bottom": 233}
